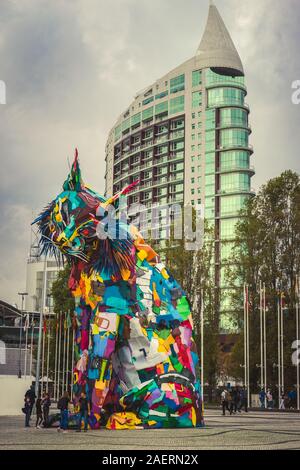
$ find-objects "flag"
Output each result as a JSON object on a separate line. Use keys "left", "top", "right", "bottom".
{"left": 43, "top": 318, "right": 47, "bottom": 334}
{"left": 64, "top": 311, "right": 72, "bottom": 329}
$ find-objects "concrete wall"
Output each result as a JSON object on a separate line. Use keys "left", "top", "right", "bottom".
{"left": 0, "top": 376, "right": 33, "bottom": 416}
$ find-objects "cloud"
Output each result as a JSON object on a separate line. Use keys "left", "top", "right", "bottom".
{"left": 0, "top": 0, "right": 299, "bottom": 305}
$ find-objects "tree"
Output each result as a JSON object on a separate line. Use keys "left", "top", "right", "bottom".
{"left": 226, "top": 171, "right": 300, "bottom": 396}
{"left": 163, "top": 221, "right": 221, "bottom": 401}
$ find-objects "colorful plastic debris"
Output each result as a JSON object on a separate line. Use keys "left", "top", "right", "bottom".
{"left": 33, "top": 149, "right": 204, "bottom": 429}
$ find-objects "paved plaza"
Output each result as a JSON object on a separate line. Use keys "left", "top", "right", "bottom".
{"left": 0, "top": 409, "right": 300, "bottom": 450}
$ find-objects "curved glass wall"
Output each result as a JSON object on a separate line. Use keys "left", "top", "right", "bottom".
{"left": 220, "top": 173, "right": 250, "bottom": 193}
{"left": 206, "top": 68, "right": 246, "bottom": 89}
{"left": 207, "top": 87, "right": 246, "bottom": 108}
{"left": 219, "top": 108, "right": 248, "bottom": 128}
{"left": 220, "top": 194, "right": 248, "bottom": 217}
{"left": 220, "top": 150, "right": 249, "bottom": 171}
{"left": 220, "top": 128, "right": 249, "bottom": 149}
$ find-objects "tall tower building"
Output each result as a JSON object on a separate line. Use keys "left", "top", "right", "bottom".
{"left": 105, "top": 2, "right": 255, "bottom": 329}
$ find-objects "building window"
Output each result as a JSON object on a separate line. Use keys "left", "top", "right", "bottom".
{"left": 142, "top": 106, "right": 154, "bottom": 121}
{"left": 142, "top": 96, "right": 154, "bottom": 106}
{"left": 208, "top": 87, "right": 245, "bottom": 108}
{"left": 170, "top": 74, "right": 185, "bottom": 94}
{"left": 155, "top": 91, "right": 168, "bottom": 100}
{"left": 170, "top": 95, "right": 185, "bottom": 115}
{"left": 155, "top": 100, "right": 168, "bottom": 116}
{"left": 192, "top": 91, "right": 202, "bottom": 108}
{"left": 220, "top": 173, "right": 250, "bottom": 193}
{"left": 192, "top": 70, "right": 202, "bottom": 87}
{"left": 220, "top": 129, "right": 249, "bottom": 149}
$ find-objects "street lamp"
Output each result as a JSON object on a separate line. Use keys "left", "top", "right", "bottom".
{"left": 17, "top": 292, "right": 28, "bottom": 379}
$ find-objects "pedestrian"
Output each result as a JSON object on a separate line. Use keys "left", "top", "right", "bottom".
{"left": 239, "top": 387, "right": 248, "bottom": 412}
{"left": 76, "top": 391, "right": 90, "bottom": 432}
{"left": 23, "top": 396, "right": 31, "bottom": 428}
{"left": 35, "top": 396, "right": 43, "bottom": 428}
{"left": 279, "top": 393, "right": 285, "bottom": 410}
{"left": 231, "top": 387, "right": 239, "bottom": 413}
{"left": 227, "top": 389, "right": 234, "bottom": 415}
{"left": 221, "top": 388, "right": 230, "bottom": 416}
{"left": 24, "top": 383, "right": 36, "bottom": 420}
{"left": 42, "top": 392, "right": 51, "bottom": 427}
{"left": 259, "top": 389, "right": 266, "bottom": 409}
{"left": 57, "top": 391, "right": 69, "bottom": 433}
{"left": 266, "top": 389, "right": 273, "bottom": 409}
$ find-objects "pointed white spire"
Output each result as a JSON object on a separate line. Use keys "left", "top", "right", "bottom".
{"left": 196, "top": 2, "right": 244, "bottom": 76}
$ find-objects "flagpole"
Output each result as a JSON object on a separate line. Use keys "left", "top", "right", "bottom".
{"left": 277, "top": 296, "right": 281, "bottom": 407}
{"left": 200, "top": 289, "right": 204, "bottom": 404}
{"left": 54, "top": 316, "right": 59, "bottom": 401}
{"left": 260, "top": 281, "right": 263, "bottom": 389}
{"left": 24, "top": 314, "right": 29, "bottom": 379}
{"left": 243, "top": 284, "right": 247, "bottom": 390}
{"left": 263, "top": 283, "right": 267, "bottom": 408}
{"left": 246, "top": 285, "right": 250, "bottom": 406}
{"left": 66, "top": 314, "right": 70, "bottom": 393}
{"left": 296, "top": 274, "right": 300, "bottom": 411}
{"left": 62, "top": 313, "right": 66, "bottom": 393}
{"left": 29, "top": 319, "right": 34, "bottom": 378}
{"left": 71, "top": 319, "right": 75, "bottom": 401}
{"left": 46, "top": 321, "right": 51, "bottom": 393}
{"left": 281, "top": 294, "right": 284, "bottom": 395}
{"left": 41, "top": 318, "right": 46, "bottom": 395}
{"left": 57, "top": 313, "right": 62, "bottom": 399}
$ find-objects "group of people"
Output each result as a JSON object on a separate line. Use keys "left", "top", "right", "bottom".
{"left": 221, "top": 387, "right": 248, "bottom": 416}
{"left": 259, "top": 388, "right": 298, "bottom": 410}
{"left": 23, "top": 384, "right": 51, "bottom": 428}
{"left": 57, "top": 391, "right": 90, "bottom": 433}
{"left": 23, "top": 384, "right": 90, "bottom": 433}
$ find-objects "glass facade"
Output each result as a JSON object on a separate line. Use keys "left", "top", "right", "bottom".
{"left": 107, "top": 47, "right": 254, "bottom": 330}
{"left": 208, "top": 87, "right": 246, "bottom": 107}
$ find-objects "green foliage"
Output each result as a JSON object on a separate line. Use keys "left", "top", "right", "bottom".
{"left": 226, "top": 171, "right": 300, "bottom": 391}
{"left": 51, "top": 263, "right": 75, "bottom": 314}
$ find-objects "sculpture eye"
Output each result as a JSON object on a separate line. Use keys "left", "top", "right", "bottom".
{"left": 61, "top": 201, "right": 70, "bottom": 226}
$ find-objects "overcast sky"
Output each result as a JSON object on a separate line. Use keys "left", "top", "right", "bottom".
{"left": 0, "top": 0, "right": 299, "bottom": 307}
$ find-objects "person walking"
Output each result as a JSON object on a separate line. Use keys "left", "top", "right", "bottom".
{"left": 266, "top": 389, "right": 273, "bottom": 409}
{"left": 24, "top": 396, "right": 31, "bottom": 428}
{"left": 279, "top": 393, "right": 286, "bottom": 410}
{"left": 57, "top": 391, "right": 69, "bottom": 433}
{"left": 24, "top": 383, "right": 36, "bottom": 421}
{"left": 239, "top": 387, "right": 248, "bottom": 412}
{"left": 35, "top": 396, "right": 43, "bottom": 428}
{"left": 42, "top": 392, "right": 51, "bottom": 427}
{"left": 231, "top": 387, "right": 239, "bottom": 414}
{"left": 221, "top": 388, "right": 230, "bottom": 416}
{"left": 76, "top": 391, "right": 90, "bottom": 432}
{"left": 259, "top": 389, "right": 266, "bottom": 409}
{"left": 227, "top": 389, "right": 234, "bottom": 415}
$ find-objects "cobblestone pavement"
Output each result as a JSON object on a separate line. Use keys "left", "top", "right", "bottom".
{"left": 0, "top": 409, "right": 300, "bottom": 450}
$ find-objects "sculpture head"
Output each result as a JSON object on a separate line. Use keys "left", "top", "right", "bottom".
{"left": 33, "top": 149, "right": 138, "bottom": 277}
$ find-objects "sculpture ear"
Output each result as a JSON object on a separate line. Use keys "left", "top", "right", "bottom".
{"left": 104, "top": 180, "right": 139, "bottom": 208}
{"left": 63, "top": 148, "right": 84, "bottom": 191}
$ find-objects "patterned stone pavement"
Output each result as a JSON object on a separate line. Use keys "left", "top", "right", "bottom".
{"left": 0, "top": 409, "right": 300, "bottom": 450}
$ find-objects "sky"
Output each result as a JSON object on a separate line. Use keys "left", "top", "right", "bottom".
{"left": 0, "top": 0, "right": 299, "bottom": 307}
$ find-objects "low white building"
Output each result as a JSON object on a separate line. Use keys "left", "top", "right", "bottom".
{"left": 25, "top": 257, "right": 63, "bottom": 314}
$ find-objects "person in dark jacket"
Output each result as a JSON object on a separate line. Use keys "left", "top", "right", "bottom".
{"left": 24, "top": 384, "right": 36, "bottom": 418}
{"left": 77, "top": 392, "right": 90, "bottom": 432}
{"left": 35, "top": 396, "right": 43, "bottom": 428}
{"left": 57, "top": 391, "right": 69, "bottom": 432}
{"left": 24, "top": 396, "right": 31, "bottom": 427}
{"left": 42, "top": 393, "right": 51, "bottom": 427}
